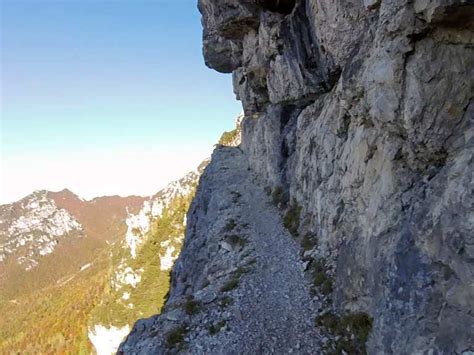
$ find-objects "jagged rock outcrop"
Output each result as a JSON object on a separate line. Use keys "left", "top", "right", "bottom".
{"left": 121, "top": 0, "right": 473, "bottom": 353}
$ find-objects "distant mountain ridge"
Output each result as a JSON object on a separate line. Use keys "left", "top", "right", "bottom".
{"left": 0, "top": 189, "right": 145, "bottom": 271}
{"left": 49, "top": 188, "right": 145, "bottom": 243}
{"left": 0, "top": 190, "right": 84, "bottom": 270}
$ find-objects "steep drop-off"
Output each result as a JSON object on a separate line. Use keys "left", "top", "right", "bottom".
{"left": 121, "top": 0, "right": 473, "bottom": 353}
{"left": 89, "top": 163, "right": 208, "bottom": 355}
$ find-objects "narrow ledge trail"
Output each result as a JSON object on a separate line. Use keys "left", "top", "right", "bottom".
{"left": 186, "top": 147, "right": 324, "bottom": 354}
{"left": 120, "top": 147, "right": 325, "bottom": 354}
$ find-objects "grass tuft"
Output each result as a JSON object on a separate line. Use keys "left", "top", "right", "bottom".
{"left": 218, "top": 296, "right": 234, "bottom": 308}
{"left": 220, "top": 263, "right": 253, "bottom": 293}
{"left": 271, "top": 186, "right": 285, "bottom": 207}
{"left": 220, "top": 278, "right": 239, "bottom": 293}
{"left": 165, "top": 325, "right": 188, "bottom": 349}
{"left": 225, "top": 234, "right": 247, "bottom": 250}
{"left": 182, "top": 296, "right": 202, "bottom": 316}
{"left": 301, "top": 234, "right": 317, "bottom": 251}
{"left": 208, "top": 320, "right": 226, "bottom": 335}
{"left": 316, "top": 312, "right": 373, "bottom": 354}
{"left": 283, "top": 204, "right": 302, "bottom": 236}
{"left": 223, "top": 219, "right": 237, "bottom": 232}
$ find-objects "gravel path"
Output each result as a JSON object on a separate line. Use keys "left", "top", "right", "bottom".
{"left": 197, "top": 148, "right": 323, "bottom": 354}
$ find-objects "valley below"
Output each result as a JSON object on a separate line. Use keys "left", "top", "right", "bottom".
{"left": 0, "top": 162, "right": 207, "bottom": 354}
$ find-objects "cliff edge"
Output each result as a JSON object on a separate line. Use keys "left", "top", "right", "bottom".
{"left": 120, "top": 0, "right": 473, "bottom": 353}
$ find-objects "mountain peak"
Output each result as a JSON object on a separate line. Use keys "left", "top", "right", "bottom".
{"left": 50, "top": 188, "right": 81, "bottom": 200}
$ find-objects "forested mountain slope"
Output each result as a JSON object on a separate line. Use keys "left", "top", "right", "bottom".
{"left": 0, "top": 162, "right": 208, "bottom": 354}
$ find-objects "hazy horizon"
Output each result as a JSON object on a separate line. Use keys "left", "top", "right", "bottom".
{"left": 0, "top": 146, "right": 210, "bottom": 204}
{"left": 0, "top": 0, "right": 241, "bottom": 204}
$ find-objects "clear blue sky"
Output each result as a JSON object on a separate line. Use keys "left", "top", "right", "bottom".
{"left": 0, "top": 0, "right": 242, "bottom": 203}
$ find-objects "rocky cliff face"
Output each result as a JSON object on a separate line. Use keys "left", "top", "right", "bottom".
{"left": 121, "top": 0, "right": 473, "bottom": 353}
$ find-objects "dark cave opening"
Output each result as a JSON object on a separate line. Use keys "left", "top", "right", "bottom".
{"left": 258, "top": 0, "right": 296, "bottom": 14}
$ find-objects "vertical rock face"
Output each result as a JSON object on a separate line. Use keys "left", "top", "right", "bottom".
{"left": 120, "top": 0, "right": 473, "bottom": 354}
{"left": 198, "top": 0, "right": 473, "bottom": 353}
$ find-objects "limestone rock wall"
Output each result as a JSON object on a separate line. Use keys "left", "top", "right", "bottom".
{"left": 199, "top": 0, "right": 473, "bottom": 353}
